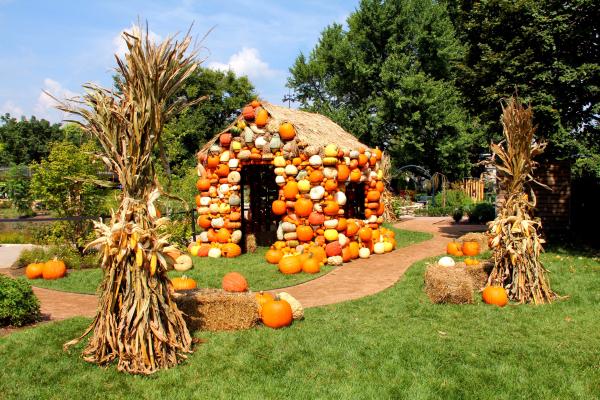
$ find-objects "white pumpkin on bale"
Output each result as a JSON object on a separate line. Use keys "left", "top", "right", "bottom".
{"left": 438, "top": 256, "right": 455, "bottom": 268}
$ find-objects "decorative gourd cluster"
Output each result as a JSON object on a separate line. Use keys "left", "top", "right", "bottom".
{"left": 193, "top": 99, "right": 395, "bottom": 266}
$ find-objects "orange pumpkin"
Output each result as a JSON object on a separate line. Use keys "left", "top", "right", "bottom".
{"left": 255, "top": 291, "right": 274, "bottom": 314}
{"left": 325, "top": 241, "right": 342, "bottom": 257}
{"left": 261, "top": 298, "right": 293, "bottom": 328}
{"left": 283, "top": 182, "right": 299, "bottom": 200}
{"left": 373, "top": 148, "right": 383, "bottom": 160}
{"left": 229, "top": 212, "right": 241, "bottom": 222}
{"left": 222, "top": 243, "right": 241, "bottom": 258}
{"left": 255, "top": 108, "right": 269, "bottom": 127}
{"left": 42, "top": 258, "right": 66, "bottom": 280}
{"left": 171, "top": 276, "right": 197, "bottom": 291}
{"left": 308, "top": 212, "right": 325, "bottom": 225}
{"left": 294, "top": 198, "right": 313, "bottom": 217}
{"left": 358, "top": 154, "right": 368, "bottom": 167}
{"left": 348, "top": 241, "right": 360, "bottom": 259}
{"left": 196, "top": 178, "right": 211, "bottom": 191}
{"left": 358, "top": 227, "right": 373, "bottom": 242}
{"left": 272, "top": 200, "right": 287, "bottom": 215}
{"left": 265, "top": 248, "right": 284, "bottom": 264}
{"left": 462, "top": 241, "right": 480, "bottom": 256}
{"left": 197, "top": 215, "right": 212, "bottom": 229}
{"left": 309, "top": 170, "right": 324, "bottom": 184}
{"left": 346, "top": 221, "right": 359, "bottom": 237}
{"left": 446, "top": 242, "right": 463, "bottom": 256}
{"left": 216, "top": 228, "right": 231, "bottom": 243}
{"left": 197, "top": 243, "right": 211, "bottom": 257}
{"left": 207, "top": 155, "right": 219, "bottom": 168}
{"left": 251, "top": 99, "right": 261, "bottom": 108}
{"left": 242, "top": 105, "right": 255, "bottom": 120}
{"left": 375, "top": 181, "right": 385, "bottom": 192}
{"left": 323, "top": 201, "right": 339, "bottom": 216}
{"left": 482, "top": 286, "right": 508, "bottom": 307}
{"left": 278, "top": 255, "right": 302, "bottom": 274}
{"left": 222, "top": 272, "right": 248, "bottom": 292}
{"left": 25, "top": 263, "right": 44, "bottom": 279}
{"left": 324, "top": 180, "right": 338, "bottom": 192}
{"left": 307, "top": 246, "right": 326, "bottom": 263}
{"left": 302, "top": 256, "right": 321, "bottom": 274}
{"left": 215, "top": 164, "right": 229, "bottom": 177}
{"left": 296, "top": 225, "right": 314, "bottom": 242}
{"left": 350, "top": 169, "right": 362, "bottom": 182}
{"left": 342, "top": 246, "right": 352, "bottom": 262}
{"left": 337, "top": 164, "right": 350, "bottom": 181}
{"left": 279, "top": 122, "right": 296, "bottom": 140}
{"left": 367, "top": 190, "right": 381, "bottom": 202}
{"left": 336, "top": 218, "right": 348, "bottom": 232}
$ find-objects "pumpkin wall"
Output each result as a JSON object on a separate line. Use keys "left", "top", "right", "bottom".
{"left": 194, "top": 100, "right": 395, "bottom": 263}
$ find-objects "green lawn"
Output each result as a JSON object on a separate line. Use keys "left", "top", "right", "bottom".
{"left": 29, "top": 226, "right": 432, "bottom": 294}
{"left": 1, "top": 250, "right": 598, "bottom": 399}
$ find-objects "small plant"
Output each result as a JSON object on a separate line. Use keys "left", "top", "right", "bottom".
{"left": 468, "top": 202, "right": 496, "bottom": 224}
{"left": 15, "top": 245, "right": 99, "bottom": 270}
{"left": 452, "top": 207, "right": 464, "bottom": 223}
{"left": 0, "top": 275, "right": 41, "bottom": 327}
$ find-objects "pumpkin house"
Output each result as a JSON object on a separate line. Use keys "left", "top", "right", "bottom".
{"left": 193, "top": 100, "right": 395, "bottom": 266}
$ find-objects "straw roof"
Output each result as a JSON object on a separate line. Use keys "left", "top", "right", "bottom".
{"left": 200, "top": 101, "right": 367, "bottom": 154}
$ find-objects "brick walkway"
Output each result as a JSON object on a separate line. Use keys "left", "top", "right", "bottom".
{"left": 3, "top": 217, "right": 485, "bottom": 325}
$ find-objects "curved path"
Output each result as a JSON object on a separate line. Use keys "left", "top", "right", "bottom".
{"left": 3, "top": 217, "right": 485, "bottom": 323}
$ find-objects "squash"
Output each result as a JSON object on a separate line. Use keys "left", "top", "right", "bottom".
{"left": 277, "top": 292, "right": 304, "bottom": 320}
{"left": 222, "top": 272, "right": 248, "bottom": 292}
{"left": 482, "top": 286, "right": 508, "bottom": 307}
{"left": 279, "top": 122, "right": 296, "bottom": 140}
{"left": 437, "top": 256, "right": 455, "bottom": 267}
{"left": 261, "top": 297, "right": 293, "bottom": 328}
{"left": 324, "top": 229, "right": 339, "bottom": 242}
{"left": 358, "top": 247, "right": 371, "bottom": 259}
{"left": 171, "top": 276, "right": 197, "bottom": 291}
{"left": 174, "top": 255, "right": 193, "bottom": 272}
{"left": 373, "top": 241, "right": 386, "bottom": 254}
{"left": 255, "top": 109, "right": 269, "bottom": 126}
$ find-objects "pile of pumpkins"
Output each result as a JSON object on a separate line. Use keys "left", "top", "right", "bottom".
{"left": 440, "top": 240, "right": 509, "bottom": 307}
{"left": 194, "top": 99, "right": 388, "bottom": 264}
{"left": 25, "top": 258, "right": 67, "bottom": 280}
{"left": 265, "top": 225, "right": 397, "bottom": 274}
{"left": 187, "top": 241, "right": 241, "bottom": 259}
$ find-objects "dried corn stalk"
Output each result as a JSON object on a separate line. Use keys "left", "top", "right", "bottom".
{"left": 487, "top": 96, "right": 556, "bottom": 304}
{"left": 57, "top": 26, "right": 203, "bottom": 374}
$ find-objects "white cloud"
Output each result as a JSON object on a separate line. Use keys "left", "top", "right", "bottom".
{"left": 0, "top": 100, "right": 24, "bottom": 117}
{"left": 34, "top": 78, "right": 78, "bottom": 120}
{"left": 208, "top": 47, "right": 283, "bottom": 80}
{"left": 112, "top": 25, "right": 162, "bottom": 57}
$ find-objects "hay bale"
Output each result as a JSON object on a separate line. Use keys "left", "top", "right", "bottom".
{"left": 453, "top": 260, "right": 493, "bottom": 290}
{"left": 458, "top": 232, "right": 489, "bottom": 252}
{"left": 174, "top": 288, "right": 259, "bottom": 332}
{"left": 424, "top": 264, "right": 474, "bottom": 304}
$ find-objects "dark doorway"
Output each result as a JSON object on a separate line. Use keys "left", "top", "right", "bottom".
{"left": 345, "top": 182, "right": 366, "bottom": 219}
{"left": 240, "top": 165, "right": 279, "bottom": 249}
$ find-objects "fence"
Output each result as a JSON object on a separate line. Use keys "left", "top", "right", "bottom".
{"left": 460, "top": 178, "right": 485, "bottom": 202}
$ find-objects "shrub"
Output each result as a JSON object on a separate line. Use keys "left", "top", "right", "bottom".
{"left": 452, "top": 207, "right": 464, "bottom": 223}
{"left": 467, "top": 202, "right": 496, "bottom": 224}
{"left": 0, "top": 275, "right": 41, "bottom": 327}
{"left": 433, "top": 189, "right": 472, "bottom": 209}
{"left": 415, "top": 206, "right": 453, "bottom": 217}
{"left": 14, "top": 245, "right": 99, "bottom": 270}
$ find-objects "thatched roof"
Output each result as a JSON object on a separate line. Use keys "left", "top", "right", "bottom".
{"left": 200, "top": 101, "right": 367, "bottom": 154}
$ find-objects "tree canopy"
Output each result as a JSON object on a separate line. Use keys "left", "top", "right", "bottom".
{"left": 287, "top": 0, "right": 478, "bottom": 179}
{"left": 0, "top": 114, "right": 63, "bottom": 165}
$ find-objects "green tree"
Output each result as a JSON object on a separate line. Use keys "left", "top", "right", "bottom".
{"left": 287, "top": 0, "right": 477, "bottom": 179}
{"left": 4, "top": 164, "right": 33, "bottom": 217}
{"left": 450, "top": 0, "right": 600, "bottom": 176}
{"left": 0, "top": 114, "right": 63, "bottom": 165}
{"left": 29, "top": 141, "right": 106, "bottom": 250}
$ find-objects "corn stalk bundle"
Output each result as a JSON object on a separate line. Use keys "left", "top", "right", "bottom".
{"left": 380, "top": 152, "right": 397, "bottom": 222}
{"left": 57, "top": 26, "right": 202, "bottom": 374}
{"left": 487, "top": 96, "right": 556, "bottom": 304}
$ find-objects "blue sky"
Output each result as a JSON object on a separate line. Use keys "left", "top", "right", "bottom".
{"left": 0, "top": 0, "right": 358, "bottom": 123}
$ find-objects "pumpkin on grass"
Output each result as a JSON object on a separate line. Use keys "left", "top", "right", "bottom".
{"left": 278, "top": 255, "right": 302, "bottom": 274}
{"left": 222, "top": 272, "right": 248, "bottom": 292}
{"left": 302, "top": 256, "right": 321, "bottom": 274}
{"left": 265, "top": 248, "right": 284, "bottom": 264}
{"left": 255, "top": 291, "right": 275, "bottom": 316}
{"left": 482, "top": 286, "right": 508, "bottom": 307}
{"left": 25, "top": 263, "right": 44, "bottom": 279}
{"left": 42, "top": 258, "right": 66, "bottom": 280}
{"left": 221, "top": 243, "right": 241, "bottom": 258}
{"left": 261, "top": 297, "right": 293, "bottom": 328}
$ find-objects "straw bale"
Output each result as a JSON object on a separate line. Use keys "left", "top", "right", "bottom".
{"left": 424, "top": 264, "right": 474, "bottom": 304}
{"left": 458, "top": 232, "right": 489, "bottom": 252}
{"left": 174, "top": 288, "right": 259, "bottom": 332}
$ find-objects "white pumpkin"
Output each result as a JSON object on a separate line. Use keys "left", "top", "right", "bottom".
{"left": 208, "top": 247, "right": 221, "bottom": 258}
{"left": 255, "top": 136, "right": 267, "bottom": 147}
{"left": 309, "top": 155, "right": 322, "bottom": 166}
{"left": 373, "top": 242, "right": 386, "bottom": 254}
{"left": 197, "top": 206, "right": 210, "bottom": 215}
{"left": 219, "top": 151, "right": 230, "bottom": 163}
{"left": 218, "top": 183, "right": 230, "bottom": 195}
{"left": 274, "top": 167, "right": 286, "bottom": 176}
{"left": 231, "top": 230, "right": 242, "bottom": 244}
{"left": 174, "top": 255, "right": 193, "bottom": 272}
{"left": 227, "top": 171, "right": 241, "bottom": 184}
{"left": 228, "top": 159, "right": 239, "bottom": 169}
{"left": 349, "top": 150, "right": 360, "bottom": 159}
{"left": 199, "top": 196, "right": 211, "bottom": 206}
{"left": 211, "top": 217, "right": 224, "bottom": 229}
{"left": 310, "top": 186, "right": 325, "bottom": 200}
{"left": 359, "top": 247, "right": 371, "bottom": 259}
{"left": 338, "top": 233, "right": 348, "bottom": 247}
{"left": 275, "top": 175, "right": 286, "bottom": 185}
{"left": 284, "top": 164, "right": 298, "bottom": 176}
{"left": 323, "top": 167, "right": 338, "bottom": 180}
{"left": 327, "top": 256, "right": 344, "bottom": 266}
{"left": 324, "top": 219, "right": 338, "bottom": 229}
{"left": 238, "top": 149, "right": 251, "bottom": 160}
{"left": 438, "top": 256, "right": 455, "bottom": 268}
{"left": 209, "top": 203, "right": 220, "bottom": 214}
{"left": 277, "top": 292, "right": 304, "bottom": 320}
{"left": 334, "top": 191, "right": 347, "bottom": 206}
{"left": 368, "top": 215, "right": 378, "bottom": 224}
{"left": 198, "top": 231, "right": 209, "bottom": 243}
{"left": 281, "top": 221, "right": 297, "bottom": 233}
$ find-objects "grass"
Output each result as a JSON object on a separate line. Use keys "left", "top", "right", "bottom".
{"left": 28, "top": 227, "right": 432, "bottom": 295}
{"left": 0, "top": 250, "right": 598, "bottom": 399}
